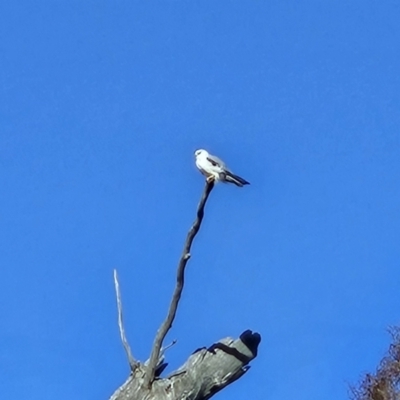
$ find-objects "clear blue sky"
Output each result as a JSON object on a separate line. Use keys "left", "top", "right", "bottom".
{"left": 1, "top": 1, "right": 399, "bottom": 399}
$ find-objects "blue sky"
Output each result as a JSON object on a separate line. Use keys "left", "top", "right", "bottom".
{"left": 1, "top": 1, "right": 400, "bottom": 399}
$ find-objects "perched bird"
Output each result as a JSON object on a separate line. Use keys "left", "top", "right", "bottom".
{"left": 194, "top": 149, "right": 250, "bottom": 187}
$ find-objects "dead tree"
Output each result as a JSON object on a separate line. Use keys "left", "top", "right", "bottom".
{"left": 109, "top": 181, "right": 261, "bottom": 400}
{"left": 350, "top": 327, "right": 400, "bottom": 400}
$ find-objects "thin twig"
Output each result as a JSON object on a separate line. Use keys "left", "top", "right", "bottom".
{"left": 144, "top": 180, "right": 215, "bottom": 387}
{"left": 113, "top": 269, "right": 139, "bottom": 372}
{"left": 163, "top": 339, "right": 177, "bottom": 352}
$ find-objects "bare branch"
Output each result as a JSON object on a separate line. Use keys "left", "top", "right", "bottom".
{"left": 144, "top": 180, "right": 215, "bottom": 387}
{"left": 113, "top": 269, "right": 139, "bottom": 372}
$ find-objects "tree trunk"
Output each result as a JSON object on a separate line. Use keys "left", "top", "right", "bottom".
{"left": 110, "top": 330, "right": 261, "bottom": 400}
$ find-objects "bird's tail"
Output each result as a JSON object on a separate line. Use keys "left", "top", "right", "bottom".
{"left": 223, "top": 171, "right": 250, "bottom": 187}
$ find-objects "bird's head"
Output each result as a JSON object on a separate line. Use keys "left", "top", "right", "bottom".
{"left": 194, "top": 149, "right": 207, "bottom": 158}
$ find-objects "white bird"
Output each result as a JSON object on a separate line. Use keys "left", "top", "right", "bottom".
{"left": 194, "top": 149, "right": 250, "bottom": 187}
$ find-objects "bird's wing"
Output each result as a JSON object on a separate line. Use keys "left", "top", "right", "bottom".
{"left": 206, "top": 154, "right": 226, "bottom": 169}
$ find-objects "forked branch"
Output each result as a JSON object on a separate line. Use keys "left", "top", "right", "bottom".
{"left": 144, "top": 180, "right": 215, "bottom": 387}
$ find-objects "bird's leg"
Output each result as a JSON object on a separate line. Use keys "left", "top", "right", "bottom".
{"left": 206, "top": 175, "right": 215, "bottom": 183}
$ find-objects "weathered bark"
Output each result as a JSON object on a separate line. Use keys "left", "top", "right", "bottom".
{"left": 110, "top": 179, "right": 261, "bottom": 399}
{"left": 110, "top": 330, "right": 261, "bottom": 400}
